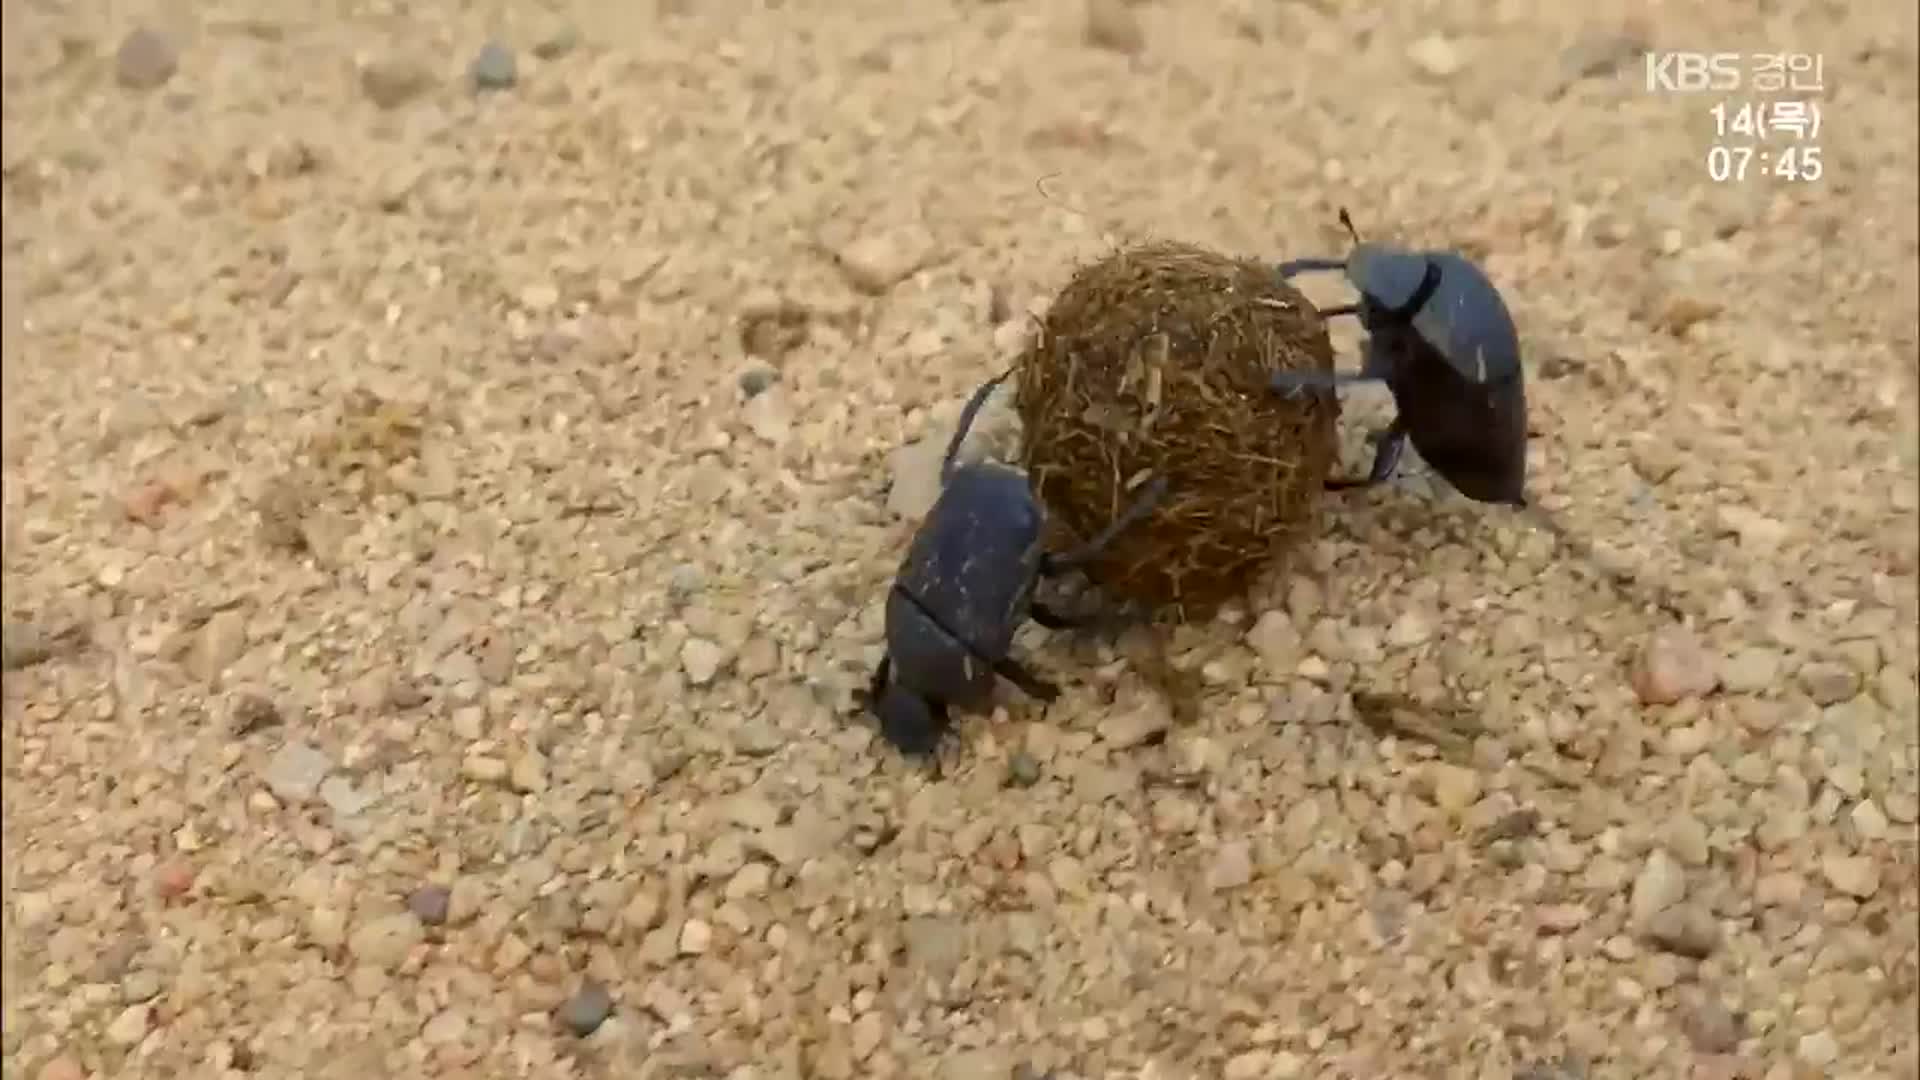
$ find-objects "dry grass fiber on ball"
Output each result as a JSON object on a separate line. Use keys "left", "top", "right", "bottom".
{"left": 1016, "top": 241, "right": 1339, "bottom": 618}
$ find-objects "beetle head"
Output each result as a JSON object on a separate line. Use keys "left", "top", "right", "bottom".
{"left": 875, "top": 682, "right": 944, "bottom": 757}
{"left": 1328, "top": 208, "right": 1433, "bottom": 323}
{"left": 1346, "top": 245, "right": 1438, "bottom": 323}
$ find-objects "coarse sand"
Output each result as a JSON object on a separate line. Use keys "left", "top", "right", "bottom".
{"left": 3, "top": 2, "right": 1916, "bottom": 1078}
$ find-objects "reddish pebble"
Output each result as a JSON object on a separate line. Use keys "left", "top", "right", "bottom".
{"left": 37, "top": 1056, "right": 85, "bottom": 1080}
{"left": 1632, "top": 625, "right": 1720, "bottom": 705}
{"left": 154, "top": 859, "right": 196, "bottom": 900}
{"left": 121, "top": 480, "right": 176, "bottom": 525}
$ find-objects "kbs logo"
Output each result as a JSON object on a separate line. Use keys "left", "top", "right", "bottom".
{"left": 1645, "top": 51, "right": 1742, "bottom": 93}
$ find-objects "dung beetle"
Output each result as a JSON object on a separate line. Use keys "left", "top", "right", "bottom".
{"left": 1269, "top": 208, "right": 1529, "bottom": 507}
{"left": 867, "top": 370, "right": 1169, "bottom": 757}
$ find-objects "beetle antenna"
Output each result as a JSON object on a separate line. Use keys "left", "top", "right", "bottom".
{"left": 1337, "top": 207, "right": 1362, "bottom": 244}
{"left": 940, "top": 369, "right": 1013, "bottom": 480}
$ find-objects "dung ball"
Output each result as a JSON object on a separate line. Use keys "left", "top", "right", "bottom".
{"left": 1015, "top": 240, "right": 1338, "bottom": 618}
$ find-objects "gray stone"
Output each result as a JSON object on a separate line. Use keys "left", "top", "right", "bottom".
{"left": 115, "top": 28, "right": 178, "bottom": 90}
{"left": 263, "top": 741, "right": 333, "bottom": 804}
{"left": 470, "top": 41, "right": 517, "bottom": 91}
{"left": 408, "top": 884, "right": 452, "bottom": 926}
{"left": 557, "top": 982, "right": 613, "bottom": 1036}
{"left": 1644, "top": 903, "right": 1720, "bottom": 958}
{"left": 347, "top": 912, "right": 423, "bottom": 970}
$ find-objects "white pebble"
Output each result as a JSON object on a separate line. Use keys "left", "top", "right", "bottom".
{"left": 678, "top": 917, "right": 713, "bottom": 955}
{"left": 1820, "top": 854, "right": 1880, "bottom": 899}
{"left": 680, "top": 637, "right": 727, "bottom": 686}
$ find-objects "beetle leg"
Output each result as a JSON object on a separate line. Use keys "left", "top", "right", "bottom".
{"left": 1032, "top": 599, "right": 1150, "bottom": 636}
{"left": 1269, "top": 369, "right": 1383, "bottom": 400}
{"left": 1036, "top": 595, "right": 1136, "bottom": 630}
{"left": 1356, "top": 340, "right": 1401, "bottom": 380}
{"left": 1327, "top": 420, "right": 1408, "bottom": 491}
{"left": 939, "top": 367, "right": 1016, "bottom": 482}
{"left": 992, "top": 656, "right": 1061, "bottom": 701}
{"left": 863, "top": 655, "right": 892, "bottom": 714}
{"left": 1043, "top": 475, "right": 1171, "bottom": 572}
{"left": 1028, "top": 601, "right": 1079, "bottom": 630}
{"left": 1275, "top": 257, "right": 1346, "bottom": 280}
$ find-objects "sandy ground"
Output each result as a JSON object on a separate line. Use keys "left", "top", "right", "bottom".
{"left": 3, "top": 1, "right": 1918, "bottom": 1078}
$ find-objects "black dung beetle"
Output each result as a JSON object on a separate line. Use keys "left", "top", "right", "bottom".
{"left": 867, "top": 370, "right": 1169, "bottom": 757}
{"left": 1269, "top": 208, "right": 1529, "bottom": 507}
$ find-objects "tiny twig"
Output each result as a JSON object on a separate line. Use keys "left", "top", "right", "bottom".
{"left": 1350, "top": 690, "right": 1483, "bottom": 763}
{"left": 560, "top": 502, "right": 622, "bottom": 518}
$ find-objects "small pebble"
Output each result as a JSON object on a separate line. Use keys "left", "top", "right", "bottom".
{"left": 106, "top": 1003, "right": 151, "bottom": 1045}
{"left": 681, "top": 637, "right": 727, "bottom": 686}
{"left": 121, "top": 970, "right": 162, "bottom": 1004}
{"left": 1205, "top": 841, "right": 1255, "bottom": 892}
{"left": 557, "top": 982, "right": 614, "bottom": 1037}
{"left": 1223, "top": 1051, "right": 1270, "bottom": 1080}
{"left": 1083, "top": 0, "right": 1144, "bottom": 54}
{"left": 1719, "top": 647, "right": 1781, "bottom": 694}
{"left": 153, "top": 859, "right": 195, "bottom": 900}
{"left": 1680, "top": 994, "right": 1745, "bottom": 1053}
{"left": 1536, "top": 904, "right": 1589, "bottom": 933}
{"left": 1644, "top": 903, "right": 1720, "bottom": 958}
{"left": 348, "top": 912, "right": 424, "bottom": 970}
{"left": 832, "top": 229, "right": 930, "bottom": 295}
{"left": 1427, "top": 762, "right": 1482, "bottom": 814}
{"left": 510, "top": 749, "right": 549, "bottom": 794}
{"left": 1245, "top": 611, "right": 1301, "bottom": 676}
{"left": 532, "top": 26, "right": 579, "bottom": 60}
{"left": 726, "top": 862, "right": 772, "bottom": 900}
{"left": 408, "top": 884, "right": 452, "bottom": 926}
{"left": 1555, "top": 25, "right": 1650, "bottom": 88}
{"left": 360, "top": 56, "right": 433, "bottom": 108}
{"left": 742, "top": 388, "right": 793, "bottom": 444}
{"left": 1716, "top": 505, "right": 1787, "bottom": 548}
{"left": 1630, "top": 849, "right": 1687, "bottom": 929}
{"left": 1661, "top": 813, "right": 1711, "bottom": 867}
{"left": 462, "top": 755, "right": 508, "bottom": 783}
{"left": 1632, "top": 625, "right": 1719, "bottom": 704}
{"left": 1386, "top": 609, "right": 1433, "bottom": 648}
{"left": 732, "top": 722, "right": 784, "bottom": 757}
{"left": 1755, "top": 872, "right": 1805, "bottom": 908}
{"left": 319, "top": 775, "right": 374, "bottom": 817}
{"left": 1798, "top": 660, "right": 1860, "bottom": 705}
{"left": 36, "top": 1057, "right": 84, "bottom": 1080}
{"left": 470, "top": 41, "right": 517, "bottom": 91}
{"left": 1797, "top": 1030, "right": 1839, "bottom": 1067}
{"left": 739, "top": 366, "right": 780, "bottom": 398}
{"left": 230, "top": 692, "right": 282, "bottom": 735}
{"left": 1820, "top": 854, "right": 1880, "bottom": 899}
{"left": 421, "top": 1009, "right": 469, "bottom": 1046}
{"left": 1, "top": 620, "right": 61, "bottom": 671}
{"left": 1849, "top": 799, "right": 1889, "bottom": 841}
{"left": 190, "top": 610, "right": 248, "bottom": 683}
{"left": 115, "top": 28, "right": 177, "bottom": 90}
{"left": 263, "top": 740, "right": 333, "bottom": 804}
{"left": 1407, "top": 35, "right": 1462, "bottom": 79}
{"left": 1007, "top": 751, "right": 1042, "bottom": 788}
{"left": 1098, "top": 697, "right": 1170, "bottom": 749}
{"left": 679, "top": 918, "right": 713, "bottom": 955}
